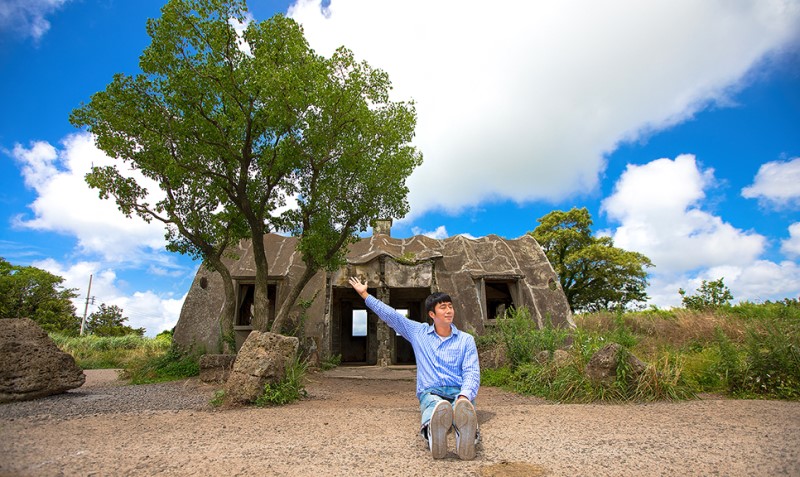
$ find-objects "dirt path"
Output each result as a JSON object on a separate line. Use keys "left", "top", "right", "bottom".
{"left": 1, "top": 369, "right": 799, "bottom": 476}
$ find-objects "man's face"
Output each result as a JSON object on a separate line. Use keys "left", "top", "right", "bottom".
{"left": 428, "top": 301, "right": 454, "bottom": 327}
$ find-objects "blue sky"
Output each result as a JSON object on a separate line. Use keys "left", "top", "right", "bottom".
{"left": 1, "top": 0, "right": 799, "bottom": 335}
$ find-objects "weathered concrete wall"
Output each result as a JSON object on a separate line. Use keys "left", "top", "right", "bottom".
{"left": 173, "top": 265, "right": 226, "bottom": 354}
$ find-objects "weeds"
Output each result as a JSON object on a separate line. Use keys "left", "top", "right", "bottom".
{"left": 482, "top": 302, "right": 800, "bottom": 401}
{"left": 319, "top": 354, "right": 342, "bottom": 371}
{"left": 122, "top": 344, "right": 200, "bottom": 384}
{"left": 255, "top": 357, "right": 308, "bottom": 406}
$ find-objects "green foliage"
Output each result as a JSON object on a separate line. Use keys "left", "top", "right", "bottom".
{"left": 679, "top": 277, "right": 733, "bottom": 310}
{"left": 52, "top": 333, "right": 170, "bottom": 369}
{"left": 70, "top": 0, "right": 422, "bottom": 334}
{"left": 210, "top": 390, "right": 226, "bottom": 408}
{"left": 495, "top": 307, "right": 571, "bottom": 369}
{"left": 0, "top": 257, "right": 80, "bottom": 335}
{"left": 530, "top": 208, "right": 653, "bottom": 312}
{"left": 481, "top": 301, "right": 800, "bottom": 402}
{"left": 255, "top": 357, "right": 308, "bottom": 406}
{"left": 705, "top": 320, "right": 800, "bottom": 399}
{"left": 505, "top": 342, "right": 694, "bottom": 403}
{"left": 481, "top": 367, "right": 514, "bottom": 388}
{"left": 727, "top": 298, "right": 800, "bottom": 320}
{"left": 84, "top": 303, "right": 145, "bottom": 337}
{"left": 319, "top": 354, "right": 342, "bottom": 371}
{"left": 123, "top": 344, "right": 200, "bottom": 385}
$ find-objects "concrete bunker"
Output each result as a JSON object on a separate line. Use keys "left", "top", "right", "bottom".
{"left": 174, "top": 221, "right": 574, "bottom": 365}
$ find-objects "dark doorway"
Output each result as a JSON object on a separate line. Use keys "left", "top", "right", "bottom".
{"left": 389, "top": 288, "right": 430, "bottom": 365}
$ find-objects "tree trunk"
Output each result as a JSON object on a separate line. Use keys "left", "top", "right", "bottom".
{"left": 250, "top": 234, "right": 271, "bottom": 331}
{"left": 271, "top": 264, "right": 317, "bottom": 334}
{"left": 205, "top": 255, "right": 237, "bottom": 354}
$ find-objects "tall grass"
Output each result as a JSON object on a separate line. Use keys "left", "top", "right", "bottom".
{"left": 51, "top": 333, "right": 170, "bottom": 369}
{"left": 52, "top": 332, "right": 200, "bottom": 384}
{"left": 478, "top": 302, "right": 800, "bottom": 403}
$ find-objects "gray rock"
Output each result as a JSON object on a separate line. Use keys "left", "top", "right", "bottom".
{"left": 0, "top": 318, "right": 85, "bottom": 403}
{"left": 199, "top": 354, "right": 236, "bottom": 383}
{"left": 585, "top": 343, "right": 647, "bottom": 384}
{"left": 552, "top": 349, "right": 571, "bottom": 367}
{"left": 224, "top": 332, "right": 299, "bottom": 404}
{"left": 535, "top": 349, "right": 572, "bottom": 367}
{"left": 478, "top": 341, "right": 508, "bottom": 369}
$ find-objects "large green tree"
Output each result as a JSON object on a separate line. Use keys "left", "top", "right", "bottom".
{"left": 0, "top": 258, "right": 80, "bottom": 335}
{"left": 71, "top": 0, "right": 421, "bottom": 334}
{"left": 530, "top": 208, "right": 654, "bottom": 312}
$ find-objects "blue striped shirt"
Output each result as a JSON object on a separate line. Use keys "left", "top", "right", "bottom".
{"left": 364, "top": 295, "right": 481, "bottom": 401}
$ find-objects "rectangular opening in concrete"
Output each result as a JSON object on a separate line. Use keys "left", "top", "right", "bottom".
{"left": 484, "top": 279, "right": 517, "bottom": 320}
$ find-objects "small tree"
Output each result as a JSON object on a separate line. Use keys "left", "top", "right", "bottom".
{"left": 85, "top": 304, "right": 145, "bottom": 337}
{"left": 0, "top": 258, "right": 80, "bottom": 335}
{"left": 530, "top": 208, "right": 654, "bottom": 312}
{"left": 679, "top": 277, "right": 733, "bottom": 310}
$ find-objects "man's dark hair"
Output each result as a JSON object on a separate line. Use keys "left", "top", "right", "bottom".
{"left": 425, "top": 292, "right": 453, "bottom": 314}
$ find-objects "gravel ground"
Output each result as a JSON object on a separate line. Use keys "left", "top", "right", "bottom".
{"left": 1, "top": 369, "right": 799, "bottom": 476}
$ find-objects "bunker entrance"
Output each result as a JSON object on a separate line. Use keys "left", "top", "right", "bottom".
{"left": 332, "top": 287, "right": 429, "bottom": 366}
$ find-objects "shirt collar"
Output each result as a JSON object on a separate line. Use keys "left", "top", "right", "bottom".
{"left": 426, "top": 323, "right": 459, "bottom": 337}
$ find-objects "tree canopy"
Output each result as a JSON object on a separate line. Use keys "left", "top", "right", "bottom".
{"left": 84, "top": 304, "right": 145, "bottom": 337}
{"left": 0, "top": 257, "right": 80, "bottom": 335}
{"left": 679, "top": 277, "right": 733, "bottom": 310}
{"left": 71, "top": 0, "right": 421, "bottom": 335}
{"left": 530, "top": 208, "right": 654, "bottom": 312}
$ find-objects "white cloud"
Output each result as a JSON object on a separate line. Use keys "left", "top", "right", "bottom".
{"left": 11, "top": 133, "right": 170, "bottom": 264}
{"left": 782, "top": 223, "right": 800, "bottom": 257}
{"left": 33, "top": 258, "right": 188, "bottom": 336}
{"left": 288, "top": 0, "right": 800, "bottom": 217}
{"left": 742, "top": 157, "right": 800, "bottom": 208}
{"left": 602, "top": 154, "right": 800, "bottom": 307}
{"left": 648, "top": 261, "right": 800, "bottom": 308}
{"left": 603, "top": 154, "right": 765, "bottom": 274}
{"left": 411, "top": 225, "right": 449, "bottom": 239}
{"left": 0, "top": 0, "right": 70, "bottom": 41}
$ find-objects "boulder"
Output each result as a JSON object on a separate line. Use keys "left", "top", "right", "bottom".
{"left": 585, "top": 343, "right": 647, "bottom": 384}
{"left": 478, "top": 341, "right": 508, "bottom": 369}
{"left": 0, "top": 318, "right": 85, "bottom": 403}
{"left": 199, "top": 354, "right": 237, "bottom": 383}
{"left": 535, "top": 349, "right": 572, "bottom": 367}
{"left": 224, "top": 332, "right": 299, "bottom": 404}
{"left": 553, "top": 349, "right": 571, "bottom": 366}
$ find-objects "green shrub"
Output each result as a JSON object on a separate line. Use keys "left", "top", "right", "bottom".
{"left": 494, "top": 308, "right": 570, "bottom": 368}
{"left": 481, "top": 366, "right": 513, "bottom": 387}
{"left": 122, "top": 344, "right": 200, "bottom": 384}
{"left": 509, "top": 346, "right": 693, "bottom": 403}
{"left": 255, "top": 357, "right": 308, "bottom": 406}
{"left": 728, "top": 321, "right": 800, "bottom": 399}
{"left": 320, "top": 354, "right": 342, "bottom": 371}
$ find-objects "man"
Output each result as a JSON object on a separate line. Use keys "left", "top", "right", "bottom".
{"left": 348, "top": 276, "right": 480, "bottom": 460}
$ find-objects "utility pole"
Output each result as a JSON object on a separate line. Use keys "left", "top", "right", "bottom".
{"left": 80, "top": 274, "right": 93, "bottom": 336}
